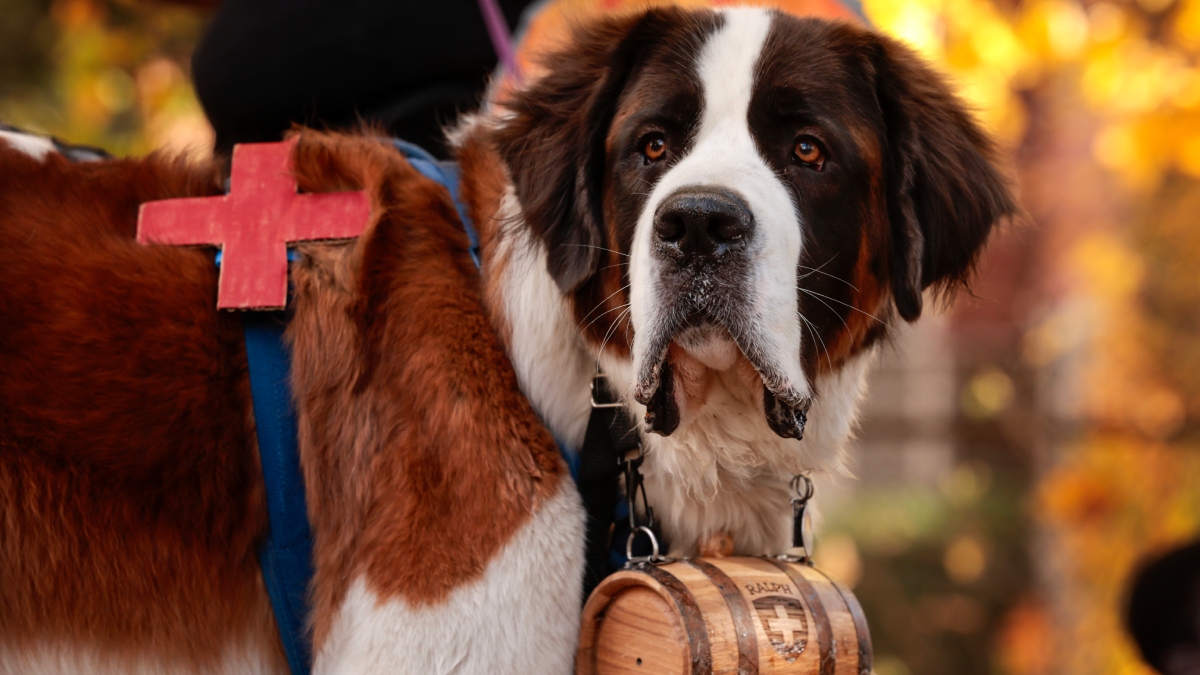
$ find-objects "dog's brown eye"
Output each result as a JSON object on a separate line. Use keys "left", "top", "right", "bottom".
{"left": 793, "top": 137, "right": 825, "bottom": 170}
{"left": 643, "top": 134, "right": 667, "bottom": 163}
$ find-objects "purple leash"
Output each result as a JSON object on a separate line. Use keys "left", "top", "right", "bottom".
{"left": 478, "top": 0, "right": 523, "bottom": 82}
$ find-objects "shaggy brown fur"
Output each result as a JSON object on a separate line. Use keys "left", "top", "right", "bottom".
{"left": 286, "top": 132, "right": 564, "bottom": 645}
{"left": 0, "top": 129, "right": 564, "bottom": 664}
{"left": 0, "top": 143, "right": 278, "bottom": 669}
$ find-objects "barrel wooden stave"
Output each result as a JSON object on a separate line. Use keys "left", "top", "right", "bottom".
{"left": 669, "top": 561, "right": 744, "bottom": 674}
{"left": 595, "top": 585, "right": 690, "bottom": 673}
{"left": 789, "top": 563, "right": 865, "bottom": 675}
{"left": 577, "top": 557, "right": 872, "bottom": 675}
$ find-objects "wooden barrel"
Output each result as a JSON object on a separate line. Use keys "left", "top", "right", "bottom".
{"left": 577, "top": 557, "right": 871, "bottom": 675}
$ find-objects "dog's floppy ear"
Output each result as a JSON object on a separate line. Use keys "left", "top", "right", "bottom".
{"left": 492, "top": 11, "right": 674, "bottom": 293}
{"left": 871, "top": 35, "right": 1017, "bottom": 321}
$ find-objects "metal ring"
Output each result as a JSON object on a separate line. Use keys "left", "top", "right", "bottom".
{"left": 791, "top": 474, "right": 814, "bottom": 501}
{"left": 626, "top": 525, "right": 661, "bottom": 563}
{"left": 590, "top": 372, "right": 626, "bottom": 409}
{"left": 621, "top": 445, "right": 645, "bottom": 465}
{"left": 591, "top": 400, "right": 626, "bottom": 409}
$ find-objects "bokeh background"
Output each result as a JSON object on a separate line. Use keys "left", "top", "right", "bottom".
{"left": 2, "top": 0, "right": 1199, "bottom": 673}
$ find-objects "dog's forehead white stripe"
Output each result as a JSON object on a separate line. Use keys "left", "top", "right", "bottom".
{"left": 630, "top": 5, "right": 810, "bottom": 405}
{"left": 697, "top": 8, "right": 773, "bottom": 140}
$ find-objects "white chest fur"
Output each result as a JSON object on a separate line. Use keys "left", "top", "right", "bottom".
{"left": 493, "top": 210, "right": 873, "bottom": 557}
{"left": 315, "top": 486, "right": 585, "bottom": 675}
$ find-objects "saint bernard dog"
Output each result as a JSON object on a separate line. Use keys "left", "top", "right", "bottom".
{"left": 0, "top": 6, "right": 1014, "bottom": 675}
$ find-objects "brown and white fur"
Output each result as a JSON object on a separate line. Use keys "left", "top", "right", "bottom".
{"left": 0, "top": 6, "right": 1013, "bottom": 675}
{"left": 0, "top": 132, "right": 583, "bottom": 675}
{"left": 456, "top": 6, "right": 1014, "bottom": 559}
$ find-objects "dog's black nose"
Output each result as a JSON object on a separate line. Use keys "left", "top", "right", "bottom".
{"left": 653, "top": 188, "right": 753, "bottom": 262}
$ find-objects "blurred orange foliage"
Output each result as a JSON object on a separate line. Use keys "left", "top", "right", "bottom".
{"left": 864, "top": 0, "right": 1200, "bottom": 672}
{"left": 0, "top": 0, "right": 1197, "bottom": 673}
{"left": 0, "top": 0, "right": 211, "bottom": 156}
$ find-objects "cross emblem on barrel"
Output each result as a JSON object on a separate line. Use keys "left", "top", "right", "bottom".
{"left": 768, "top": 603, "right": 806, "bottom": 644}
{"left": 136, "top": 138, "right": 371, "bottom": 310}
{"left": 753, "top": 595, "right": 809, "bottom": 660}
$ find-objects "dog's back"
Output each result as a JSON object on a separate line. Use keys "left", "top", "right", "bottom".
{"left": 0, "top": 132, "right": 587, "bottom": 674}
{"left": 0, "top": 141, "right": 283, "bottom": 672}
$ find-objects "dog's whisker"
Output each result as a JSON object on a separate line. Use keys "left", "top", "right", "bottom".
{"left": 798, "top": 287, "right": 852, "bottom": 334}
{"left": 561, "top": 243, "right": 630, "bottom": 258}
{"left": 596, "top": 261, "right": 627, "bottom": 274}
{"left": 796, "top": 256, "right": 857, "bottom": 291}
{"left": 578, "top": 283, "right": 631, "bottom": 326}
{"left": 796, "top": 268, "right": 854, "bottom": 290}
{"left": 799, "top": 313, "right": 835, "bottom": 375}
{"left": 597, "top": 306, "right": 633, "bottom": 366}
{"left": 797, "top": 287, "right": 894, "bottom": 331}
{"left": 581, "top": 302, "right": 631, "bottom": 335}
{"left": 797, "top": 255, "right": 836, "bottom": 276}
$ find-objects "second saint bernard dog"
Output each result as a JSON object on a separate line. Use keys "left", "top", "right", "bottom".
{"left": 0, "top": 5, "right": 1013, "bottom": 674}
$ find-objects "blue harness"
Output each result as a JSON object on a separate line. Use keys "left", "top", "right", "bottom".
{"left": 243, "top": 309, "right": 314, "bottom": 675}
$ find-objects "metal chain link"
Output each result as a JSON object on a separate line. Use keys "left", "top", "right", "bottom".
{"left": 623, "top": 446, "right": 672, "bottom": 565}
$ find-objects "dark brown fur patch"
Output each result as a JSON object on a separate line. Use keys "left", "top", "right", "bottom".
{"left": 748, "top": 16, "right": 1016, "bottom": 380}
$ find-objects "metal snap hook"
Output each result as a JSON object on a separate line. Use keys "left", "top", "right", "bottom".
{"left": 626, "top": 525, "right": 667, "bottom": 565}
{"left": 782, "top": 474, "right": 816, "bottom": 564}
{"left": 791, "top": 474, "right": 814, "bottom": 502}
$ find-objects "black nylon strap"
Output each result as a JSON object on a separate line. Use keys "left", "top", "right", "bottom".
{"left": 577, "top": 376, "right": 641, "bottom": 599}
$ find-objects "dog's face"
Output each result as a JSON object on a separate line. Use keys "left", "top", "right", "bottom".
{"left": 495, "top": 8, "right": 1013, "bottom": 441}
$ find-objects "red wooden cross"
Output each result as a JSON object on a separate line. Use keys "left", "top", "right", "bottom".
{"left": 137, "top": 138, "right": 371, "bottom": 310}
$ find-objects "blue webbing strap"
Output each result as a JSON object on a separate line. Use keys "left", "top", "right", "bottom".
{"left": 243, "top": 308, "right": 314, "bottom": 675}
{"left": 391, "top": 139, "right": 482, "bottom": 268}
